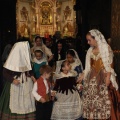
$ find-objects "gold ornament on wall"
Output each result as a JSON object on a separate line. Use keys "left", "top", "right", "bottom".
{"left": 64, "top": 6, "right": 71, "bottom": 20}
{"left": 40, "top": 2, "right": 53, "bottom": 25}
{"left": 20, "top": 6, "right": 28, "bottom": 21}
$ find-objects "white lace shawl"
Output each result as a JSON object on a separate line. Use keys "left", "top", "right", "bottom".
{"left": 84, "top": 29, "right": 118, "bottom": 90}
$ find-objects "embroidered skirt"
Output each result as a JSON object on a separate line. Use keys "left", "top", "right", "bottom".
{"left": 51, "top": 90, "right": 83, "bottom": 120}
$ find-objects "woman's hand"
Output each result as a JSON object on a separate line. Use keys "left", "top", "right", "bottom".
{"left": 40, "top": 97, "right": 46, "bottom": 103}
{"left": 13, "top": 79, "right": 20, "bottom": 85}
{"left": 105, "top": 72, "right": 111, "bottom": 86}
{"left": 77, "top": 73, "right": 84, "bottom": 83}
{"left": 105, "top": 78, "right": 111, "bottom": 86}
{"left": 31, "top": 76, "right": 36, "bottom": 82}
{"left": 51, "top": 91, "right": 57, "bottom": 97}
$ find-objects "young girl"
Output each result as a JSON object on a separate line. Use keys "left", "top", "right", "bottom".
{"left": 32, "top": 49, "right": 47, "bottom": 79}
{"left": 31, "top": 35, "right": 53, "bottom": 62}
{"left": 32, "top": 65, "right": 53, "bottom": 120}
{"left": 0, "top": 41, "right": 36, "bottom": 120}
{"left": 66, "top": 49, "right": 83, "bottom": 77}
{"left": 51, "top": 60, "right": 83, "bottom": 120}
{"left": 78, "top": 29, "right": 120, "bottom": 120}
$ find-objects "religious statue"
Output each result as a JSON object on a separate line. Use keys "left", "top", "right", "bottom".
{"left": 64, "top": 6, "right": 71, "bottom": 20}
{"left": 40, "top": 2, "right": 53, "bottom": 25}
{"left": 63, "top": 22, "right": 74, "bottom": 36}
{"left": 20, "top": 7, "right": 28, "bottom": 21}
{"left": 20, "top": 23, "right": 29, "bottom": 37}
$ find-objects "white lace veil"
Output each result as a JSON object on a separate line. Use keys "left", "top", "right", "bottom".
{"left": 68, "top": 49, "right": 83, "bottom": 70}
{"left": 33, "top": 35, "right": 45, "bottom": 49}
{"left": 84, "top": 29, "right": 118, "bottom": 90}
{"left": 55, "top": 49, "right": 83, "bottom": 74}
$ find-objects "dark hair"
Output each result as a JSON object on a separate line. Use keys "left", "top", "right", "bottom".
{"left": 57, "top": 40, "right": 63, "bottom": 45}
{"left": 35, "top": 36, "right": 41, "bottom": 42}
{"left": 60, "top": 60, "right": 68, "bottom": 72}
{"left": 34, "top": 50, "right": 43, "bottom": 56}
{"left": 87, "top": 32, "right": 95, "bottom": 39}
{"left": 66, "top": 49, "right": 75, "bottom": 57}
{"left": 40, "top": 65, "right": 52, "bottom": 75}
{"left": 54, "top": 39, "right": 66, "bottom": 61}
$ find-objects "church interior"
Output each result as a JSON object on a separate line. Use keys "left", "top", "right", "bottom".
{"left": 0, "top": 1, "right": 120, "bottom": 120}
{"left": 0, "top": 0, "right": 120, "bottom": 93}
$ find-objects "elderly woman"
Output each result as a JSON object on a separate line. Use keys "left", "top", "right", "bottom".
{"left": 78, "top": 29, "right": 120, "bottom": 120}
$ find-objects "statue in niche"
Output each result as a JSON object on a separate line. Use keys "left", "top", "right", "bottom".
{"left": 20, "top": 23, "right": 29, "bottom": 37}
{"left": 20, "top": 6, "right": 28, "bottom": 21}
{"left": 63, "top": 22, "right": 74, "bottom": 35}
{"left": 64, "top": 6, "right": 71, "bottom": 20}
{"left": 40, "top": 2, "right": 53, "bottom": 25}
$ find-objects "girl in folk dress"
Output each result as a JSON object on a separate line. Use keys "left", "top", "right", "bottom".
{"left": 78, "top": 29, "right": 120, "bottom": 120}
{"left": 31, "top": 35, "right": 53, "bottom": 62}
{"left": 66, "top": 49, "right": 83, "bottom": 77}
{"left": 32, "top": 48, "right": 47, "bottom": 79}
{"left": 0, "top": 41, "right": 36, "bottom": 120}
{"left": 51, "top": 60, "right": 83, "bottom": 120}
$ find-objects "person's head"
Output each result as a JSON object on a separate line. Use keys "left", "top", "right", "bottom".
{"left": 45, "top": 38, "right": 51, "bottom": 47}
{"left": 66, "top": 50, "right": 75, "bottom": 63}
{"left": 34, "top": 50, "right": 43, "bottom": 60}
{"left": 86, "top": 32, "right": 98, "bottom": 47}
{"left": 35, "top": 36, "right": 42, "bottom": 46}
{"left": 57, "top": 40, "right": 63, "bottom": 51}
{"left": 54, "top": 31, "right": 61, "bottom": 39}
{"left": 60, "top": 60, "right": 71, "bottom": 73}
{"left": 40, "top": 65, "right": 52, "bottom": 79}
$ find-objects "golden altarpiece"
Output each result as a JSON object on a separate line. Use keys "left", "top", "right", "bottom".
{"left": 16, "top": 0, "right": 76, "bottom": 39}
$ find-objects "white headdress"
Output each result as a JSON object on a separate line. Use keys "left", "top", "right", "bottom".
{"left": 3, "top": 41, "right": 32, "bottom": 72}
{"left": 33, "top": 48, "right": 48, "bottom": 64}
{"left": 33, "top": 35, "right": 45, "bottom": 49}
{"left": 55, "top": 49, "right": 83, "bottom": 74}
{"left": 84, "top": 29, "right": 118, "bottom": 90}
{"left": 68, "top": 49, "right": 83, "bottom": 70}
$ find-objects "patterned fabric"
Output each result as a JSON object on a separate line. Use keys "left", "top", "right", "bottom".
{"left": 51, "top": 90, "right": 82, "bottom": 120}
{"left": 83, "top": 53, "right": 111, "bottom": 119}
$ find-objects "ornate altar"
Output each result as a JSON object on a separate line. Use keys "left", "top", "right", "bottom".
{"left": 16, "top": 0, "right": 76, "bottom": 39}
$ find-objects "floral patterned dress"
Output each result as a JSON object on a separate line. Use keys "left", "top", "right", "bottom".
{"left": 83, "top": 52, "right": 111, "bottom": 119}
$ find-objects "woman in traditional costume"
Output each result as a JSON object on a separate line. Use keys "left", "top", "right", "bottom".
{"left": 0, "top": 41, "right": 36, "bottom": 120}
{"left": 78, "top": 29, "right": 120, "bottom": 120}
{"left": 31, "top": 35, "right": 53, "bottom": 62}
{"left": 51, "top": 60, "right": 83, "bottom": 120}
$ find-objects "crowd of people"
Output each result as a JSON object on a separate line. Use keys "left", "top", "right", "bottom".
{"left": 0, "top": 29, "right": 119, "bottom": 120}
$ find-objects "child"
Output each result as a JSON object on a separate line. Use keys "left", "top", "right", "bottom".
{"left": 31, "top": 35, "right": 53, "bottom": 62}
{"left": 32, "top": 49, "right": 47, "bottom": 79}
{"left": 51, "top": 60, "right": 83, "bottom": 120}
{"left": 66, "top": 49, "right": 83, "bottom": 77}
{"left": 32, "top": 65, "right": 53, "bottom": 120}
{"left": 66, "top": 49, "right": 83, "bottom": 96}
